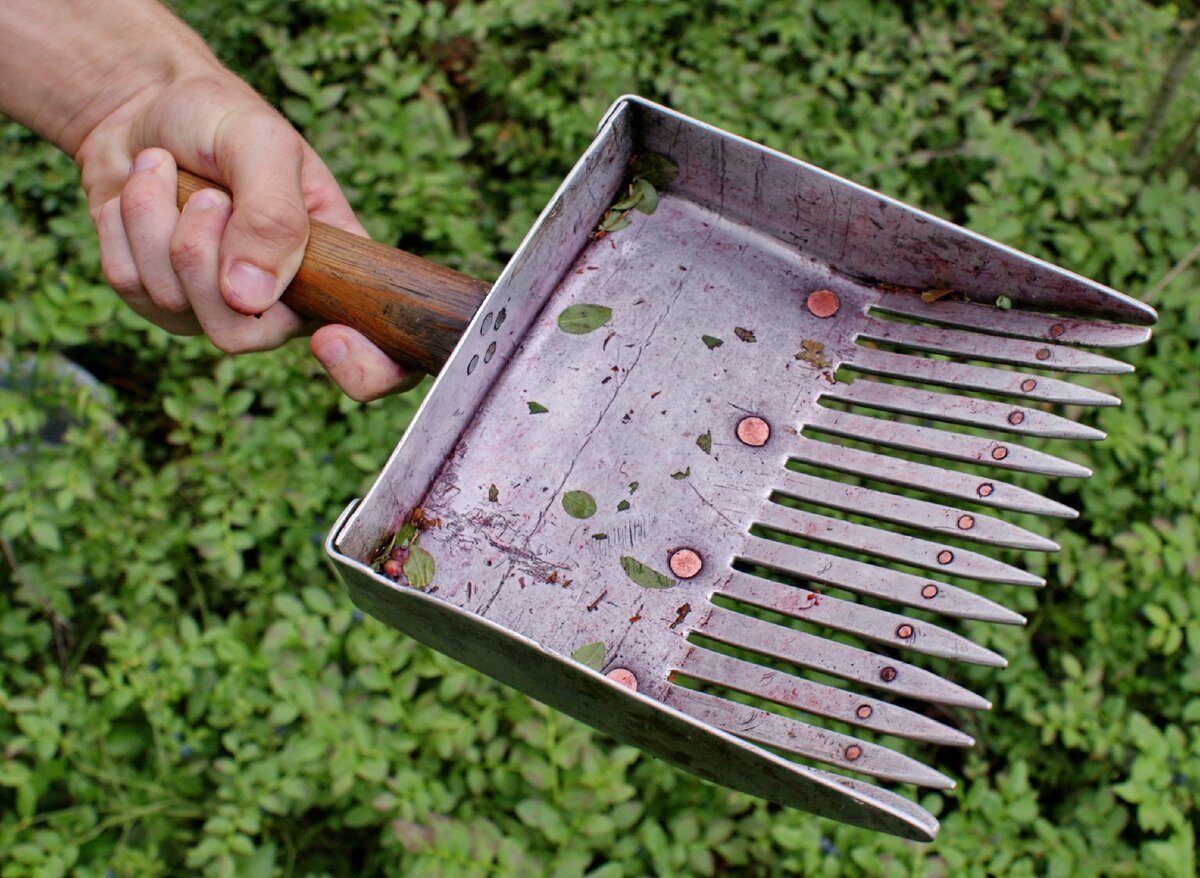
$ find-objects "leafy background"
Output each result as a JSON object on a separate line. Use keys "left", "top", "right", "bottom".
{"left": 2, "top": 0, "right": 1199, "bottom": 875}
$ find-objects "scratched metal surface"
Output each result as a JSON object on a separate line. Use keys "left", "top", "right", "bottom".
{"left": 328, "top": 97, "right": 1155, "bottom": 840}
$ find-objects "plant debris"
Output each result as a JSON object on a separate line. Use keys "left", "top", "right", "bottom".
{"left": 562, "top": 490, "right": 598, "bottom": 519}
{"left": 920, "top": 287, "right": 954, "bottom": 303}
{"left": 617, "top": 500, "right": 630, "bottom": 512}
{"left": 586, "top": 590, "right": 607, "bottom": 611}
{"left": 995, "top": 294, "right": 1014, "bottom": 310}
{"left": 620, "top": 556, "right": 676, "bottom": 589}
{"left": 527, "top": 401, "right": 549, "bottom": 414}
{"left": 795, "top": 339, "right": 831, "bottom": 369}
{"left": 670, "top": 603, "right": 692, "bottom": 629}
{"left": 671, "top": 468, "right": 691, "bottom": 480}
{"left": 628, "top": 482, "right": 639, "bottom": 494}
{"left": 593, "top": 152, "right": 678, "bottom": 238}
{"left": 696, "top": 431, "right": 712, "bottom": 454}
{"left": 702, "top": 335, "right": 724, "bottom": 350}
{"left": 571, "top": 641, "right": 606, "bottom": 671}
{"left": 488, "top": 484, "right": 499, "bottom": 503}
{"left": 734, "top": 327, "right": 757, "bottom": 343}
{"left": 592, "top": 533, "right": 608, "bottom": 540}
{"left": 558, "top": 304, "right": 613, "bottom": 335}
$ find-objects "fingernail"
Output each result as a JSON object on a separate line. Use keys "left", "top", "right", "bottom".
{"left": 185, "top": 189, "right": 227, "bottom": 212}
{"left": 131, "top": 151, "right": 162, "bottom": 173}
{"left": 225, "top": 261, "right": 278, "bottom": 311}
{"left": 317, "top": 337, "right": 348, "bottom": 368}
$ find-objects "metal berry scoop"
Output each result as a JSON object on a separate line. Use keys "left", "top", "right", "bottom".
{"left": 213, "top": 97, "right": 1153, "bottom": 839}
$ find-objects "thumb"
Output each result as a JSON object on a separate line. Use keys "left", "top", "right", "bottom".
{"left": 215, "top": 113, "right": 310, "bottom": 314}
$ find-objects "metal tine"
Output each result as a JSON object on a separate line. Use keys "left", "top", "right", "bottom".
{"left": 821, "top": 379, "right": 1106, "bottom": 441}
{"left": 742, "top": 536, "right": 1025, "bottom": 624}
{"left": 773, "top": 468, "right": 1057, "bottom": 552}
{"left": 718, "top": 571, "right": 1007, "bottom": 667}
{"left": 790, "top": 437, "right": 1078, "bottom": 519}
{"left": 698, "top": 605, "right": 992, "bottom": 710}
{"left": 859, "top": 316, "right": 1134, "bottom": 374}
{"left": 809, "top": 408, "right": 1092, "bottom": 479}
{"left": 663, "top": 686, "right": 956, "bottom": 789}
{"left": 756, "top": 503, "right": 1044, "bottom": 587}
{"left": 869, "top": 298, "right": 1153, "bottom": 348}
{"left": 674, "top": 645, "right": 974, "bottom": 746}
{"left": 844, "top": 347, "right": 1121, "bottom": 407}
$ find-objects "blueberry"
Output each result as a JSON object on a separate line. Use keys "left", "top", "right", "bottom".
{"left": 351, "top": 610, "right": 364, "bottom": 623}
{"left": 180, "top": 744, "right": 193, "bottom": 758}
{"left": 148, "top": 660, "right": 159, "bottom": 671}
{"left": 819, "top": 837, "right": 838, "bottom": 857}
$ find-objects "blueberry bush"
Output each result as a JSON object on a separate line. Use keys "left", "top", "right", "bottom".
{"left": 1, "top": 1, "right": 1198, "bottom": 876}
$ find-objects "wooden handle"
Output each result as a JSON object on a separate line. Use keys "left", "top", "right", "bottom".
{"left": 177, "top": 170, "right": 490, "bottom": 375}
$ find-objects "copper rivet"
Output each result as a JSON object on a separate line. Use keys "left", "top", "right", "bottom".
{"left": 1049, "top": 323, "right": 1065, "bottom": 338}
{"left": 879, "top": 666, "right": 897, "bottom": 683}
{"left": 1021, "top": 378, "right": 1037, "bottom": 392}
{"left": 1008, "top": 411, "right": 1024, "bottom": 426}
{"left": 669, "top": 549, "right": 703, "bottom": 579}
{"left": 957, "top": 514, "right": 975, "bottom": 530}
{"left": 606, "top": 668, "right": 638, "bottom": 691}
{"left": 921, "top": 584, "right": 939, "bottom": 599}
{"left": 978, "top": 482, "right": 994, "bottom": 497}
{"left": 736, "top": 416, "right": 771, "bottom": 447}
{"left": 937, "top": 550, "right": 954, "bottom": 565}
{"left": 1035, "top": 348, "right": 1051, "bottom": 361}
{"left": 807, "top": 289, "right": 841, "bottom": 318}
{"left": 856, "top": 704, "right": 873, "bottom": 719}
{"left": 897, "top": 624, "right": 914, "bottom": 639}
{"left": 845, "top": 745, "right": 862, "bottom": 761}
{"left": 992, "top": 446, "right": 1009, "bottom": 460}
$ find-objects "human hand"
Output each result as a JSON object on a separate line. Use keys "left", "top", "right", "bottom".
{"left": 0, "top": 0, "right": 418, "bottom": 401}
{"left": 74, "top": 73, "right": 419, "bottom": 401}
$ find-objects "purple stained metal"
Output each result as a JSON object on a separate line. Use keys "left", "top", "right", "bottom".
{"left": 325, "top": 97, "right": 1154, "bottom": 841}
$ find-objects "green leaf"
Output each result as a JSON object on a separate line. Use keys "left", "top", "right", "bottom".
{"left": 630, "top": 153, "right": 679, "bottom": 188}
{"left": 557, "top": 304, "right": 613, "bottom": 335}
{"left": 995, "top": 294, "right": 1014, "bottom": 310}
{"left": 562, "top": 490, "right": 597, "bottom": 519}
{"left": 628, "top": 482, "right": 639, "bottom": 494}
{"left": 701, "top": 335, "right": 724, "bottom": 350}
{"left": 620, "top": 556, "right": 677, "bottom": 589}
{"left": 617, "top": 500, "right": 630, "bottom": 511}
{"left": 632, "top": 178, "right": 659, "bottom": 215}
{"left": 403, "top": 545, "right": 435, "bottom": 589}
{"left": 671, "top": 468, "right": 691, "bottom": 480}
{"left": 597, "top": 211, "right": 632, "bottom": 234}
{"left": 696, "top": 431, "right": 712, "bottom": 454}
{"left": 610, "top": 185, "right": 644, "bottom": 212}
{"left": 527, "top": 401, "right": 549, "bottom": 414}
{"left": 592, "top": 533, "right": 608, "bottom": 540}
{"left": 571, "top": 641, "right": 606, "bottom": 671}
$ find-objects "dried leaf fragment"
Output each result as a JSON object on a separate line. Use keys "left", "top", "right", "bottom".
{"left": 617, "top": 500, "right": 630, "bottom": 512}
{"left": 920, "top": 288, "right": 954, "bottom": 303}
{"left": 734, "top": 327, "right": 757, "bottom": 343}
{"left": 696, "top": 431, "right": 712, "bottom": 455}
{"left": 702, "top": 335, "right": 724, "bottom": 350}
{"left": 671, "top": 467, "right": 691, "bottom": 480}
{"left": 488, "top": 484, "right": 499, "bottom": 503}
{"left": 794, "top": 339, "right": 831, "bottom": 369}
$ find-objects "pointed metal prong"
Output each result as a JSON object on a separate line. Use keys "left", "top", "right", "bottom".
{"left": 718, "top": 572, "right": 1008, "bottom": 667}
{"left": 675, "top": 647, "right": 974, "bottom": 746}
{"left": 869, "top": 298, "right": 1153, "bottom": 348}
{"left": 698, "top": 606, "right": 992, "bottom": 710}
{"left": 844, "top": 348, "right": 1122, "bottom": 406}
{"left": 790, "top": 437, "right": 1078, "bottom": 518}
{"left": 822, "top": 380, "right": 1106, "bottom": 441}
{"left": 739, "top": 538, "right": 1026, "bottom": 625}
{"left": 774, "top": 469, "right": 1058, "bottom": 551}
{"left": 663, "top": 686, "right": 956, "bottom": 788}
{"left": 756, "top": 504, "right": 1045, "bottom": 587}
{"left": 810, "top": 409, "right": 1092, "bottom": 479}
{"left": 860, "top": 317, "right": 1135, "bottom": 373}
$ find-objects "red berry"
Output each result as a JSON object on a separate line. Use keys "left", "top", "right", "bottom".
{"left": 389, "top": 545, "right": 409, "bottom": 563}
{"left": 382, "top": 559, "right": 403, "bottom": 579}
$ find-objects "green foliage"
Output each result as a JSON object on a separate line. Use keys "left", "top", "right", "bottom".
{"left": 2, "top": 0, "right": 1199, "bottom": 875}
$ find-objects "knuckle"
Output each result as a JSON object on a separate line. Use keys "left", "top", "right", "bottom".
{"left": 238, "top": 196, "right": 308, "bottom": 248}
{"left": 102, "top": 261, "right": 142, "bottom": 297}
{"left": 119, "top": 184, "right": 159, "bottom": 221}
{"left": 168, "top": 233, "right": 209, "bottom": 274}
